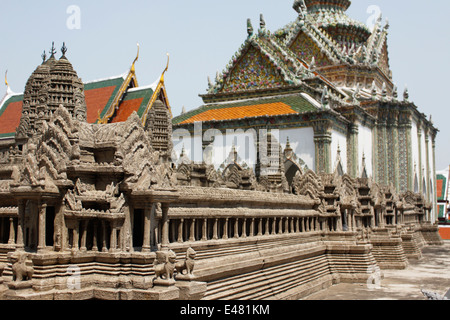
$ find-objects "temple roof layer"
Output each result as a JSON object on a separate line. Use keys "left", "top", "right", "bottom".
{"left": 174, "top": 93, "right": 320, "bottom": 125}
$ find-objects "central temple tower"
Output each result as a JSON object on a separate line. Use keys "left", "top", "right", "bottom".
{"left": 17, "top": 43, "right": 87, "bottom": 142}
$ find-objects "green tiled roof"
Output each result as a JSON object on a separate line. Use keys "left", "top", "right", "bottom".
{"left": 173, "top": 94, "right": 318, "bottom": 125}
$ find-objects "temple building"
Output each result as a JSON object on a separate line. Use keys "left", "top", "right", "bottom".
{"left": 172, "top": 0, "right": 438, "bottom": 221}
{"left": 0, "top": 1, "right": 444, "bottom": 301}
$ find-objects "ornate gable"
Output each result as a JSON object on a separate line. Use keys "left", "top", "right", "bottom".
{"left": 220, "top": 45, "right": 289, "bottom": 94}
{"left": 289, "top": 30, "right": 334, "bottom": 68}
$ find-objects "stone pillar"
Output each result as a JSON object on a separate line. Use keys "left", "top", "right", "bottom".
{"left": 278, "top": 218, "right": 283, "bottom": 234}
{"left": 272, "top": 218, "right": 276, "bottom": 235}
{"left": 222, "top": 218, "right": 228, "bottom": 240}
{"left": 257, "top": 219, "right": 263, "bottom": 236}
{"left": 264, "top": 219, "right": 269, "bottom": 236}
{"left": 8, "top": 218, "right": 15, "bottom": 245}
{"left": 241, "top": 219, "right": 246, "bottom": 238}
{"left": 250, "top": 218, "right": 255, "bottom": 237}
{"left": 190, "top": 219, "right": 196, "bottom": 242}
{"left": 109, "top": 222, "right": 117, "bottom": 253}
{"left": 73, "top": 223, "right": 79, "bottom": 251}
{"left": 202, "top": 219, "right": 208, "bottom": 241}
{"left": 234, "top": 219, "right": 239, "bottom": 238}
{"left": 102, "top": 221, "right": 108, "bottom": 252}
{"left": 178, "top": 219, "right": 184, "bottom": 243}
{"left": 80, "top": 221, "right": 87, "bottom": 252}
{"left": 284, "top": 217, "right": 289, "bottom": 234}
{"left": 161, "top": 204, "right": 170, "bottom": 251}
{"left": 92, "top": 221, "right": 98, "bottom": 252}
{"left": 212, "top": 219, "right": 218, "bottom": 240}
{"left": 142, "top": 205, "right": 152, "bottom": 252}
{"left": 38, "top": 202, "right": 47, "bottom": 252}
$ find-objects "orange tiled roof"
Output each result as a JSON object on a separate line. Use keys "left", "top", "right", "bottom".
{"left": 0, "top": 101, "right": 23, "bottom": 136}
{"left": 437, "top": 179, "right": 444, "bottom": 199}
{"left": 111, "top": 98, "right": 144, "bottom": 123}
{"left": 179, "top": 102, "right": 298, "bottom": 124}
{"left": 84, "top": 86, "right": 118, "bottom": 123}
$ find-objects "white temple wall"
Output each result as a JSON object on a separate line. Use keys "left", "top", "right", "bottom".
{"left": 331, "top": 130, "right": 347, "bottom": 174}
{"left": 411, "top": 120, "right": 420, "bottom": 190}
{"left": 278, "top": 127, "right": 315, "bottom": 171}
{"left": 358, "top": 124, "right": 373, "bottom": 178}
{"left": 420, "top": 127, "right": 428, "bottom": 194}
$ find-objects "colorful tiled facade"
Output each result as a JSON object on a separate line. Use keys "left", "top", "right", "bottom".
{"left": 173, "top": 0, "right": 439, "bottom": 222}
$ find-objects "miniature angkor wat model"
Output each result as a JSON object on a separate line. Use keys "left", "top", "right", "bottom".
{"left": 0, "top": 1, "right": 442, "bottom": 300}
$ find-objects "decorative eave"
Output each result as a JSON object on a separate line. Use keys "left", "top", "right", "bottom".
{"left": 282, "top": 16, "right": 344, "bottom": 64}
{"left": 205, "top": 19, "right": 320, "bottom": 100}
{"left": 141, "top": 53, "right": 172, "bottom": 126}
{"left": 97, "top": 44, "right": 140, "bottom": 124}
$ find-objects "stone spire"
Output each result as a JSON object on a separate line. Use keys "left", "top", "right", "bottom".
{"left": 302, "top": 0, "right": 351, "bottom": 13}
{"left": 17, "top": 43, "right": 87, "bottom": 140}
{"left": 299, "top": 0, "right": 371, "bottom": 44}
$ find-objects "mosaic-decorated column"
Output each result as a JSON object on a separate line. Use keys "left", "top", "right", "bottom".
{"left": 347, "top": 123, "right": 359, "bottom": 178}
{"left": 398, "top": 110, "right": 412, "bottom": 193}
{"left": 313, "top": 120, "right": 332, "bottom": 174}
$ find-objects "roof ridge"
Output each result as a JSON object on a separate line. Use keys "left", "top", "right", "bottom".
{"left": 84, "top": 71, "right": 128, "bottom": 85}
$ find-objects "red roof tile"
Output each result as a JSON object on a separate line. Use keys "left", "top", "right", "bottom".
{"left": 0, "top": 101, "right": 23, "bottom": 135}
{"left": 84, "top": 86, "right": 117, "bottom": 123}
{"left": 111, "top": 98, "right": 144, "bottom": 123}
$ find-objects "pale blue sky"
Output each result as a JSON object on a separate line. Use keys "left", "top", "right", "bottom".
{"left": 1, "top": 0, "right": 449, "bottom": 169}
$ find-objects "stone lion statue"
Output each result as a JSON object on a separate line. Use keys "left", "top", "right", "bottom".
{"left": 12, "top": 252, "right": 34, "bottom": 282}
{"left": 154, "top": 250, "right": 177, "bottom": 283}
{"left": 175, "top": 247, "right": 196, "bottom": 277}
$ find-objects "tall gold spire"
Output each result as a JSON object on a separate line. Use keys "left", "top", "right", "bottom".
{"left": 160, "top": 53, "right": 170, "bottom": 83}
{"left": 130, "top": 43, "right": 140, "bottom": 74}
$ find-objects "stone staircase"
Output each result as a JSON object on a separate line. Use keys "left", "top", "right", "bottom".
{"left": 202, "top": 254, "right": 332, "bottom": 300}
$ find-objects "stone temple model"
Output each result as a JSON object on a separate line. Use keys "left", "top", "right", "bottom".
{"left": 0, "top": 1, "right": 444, "bottom": 300}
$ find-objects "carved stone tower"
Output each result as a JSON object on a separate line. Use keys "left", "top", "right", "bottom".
{"left": 16, "top": 43, "right": 87, "bottom": 141}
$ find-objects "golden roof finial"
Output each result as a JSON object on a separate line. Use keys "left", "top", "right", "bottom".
{"left": 131, "top": 43, "right": 140, "bottom": 74}
{"left": 4, "top": 70, "right": 8, "bottom": 88}
{"left": 160, "top": 53, "right": 170, "bottom": 83}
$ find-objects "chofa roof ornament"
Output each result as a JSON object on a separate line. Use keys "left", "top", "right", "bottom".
{"left": 293, "top": 0, "right": 307, "bottom": 18}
